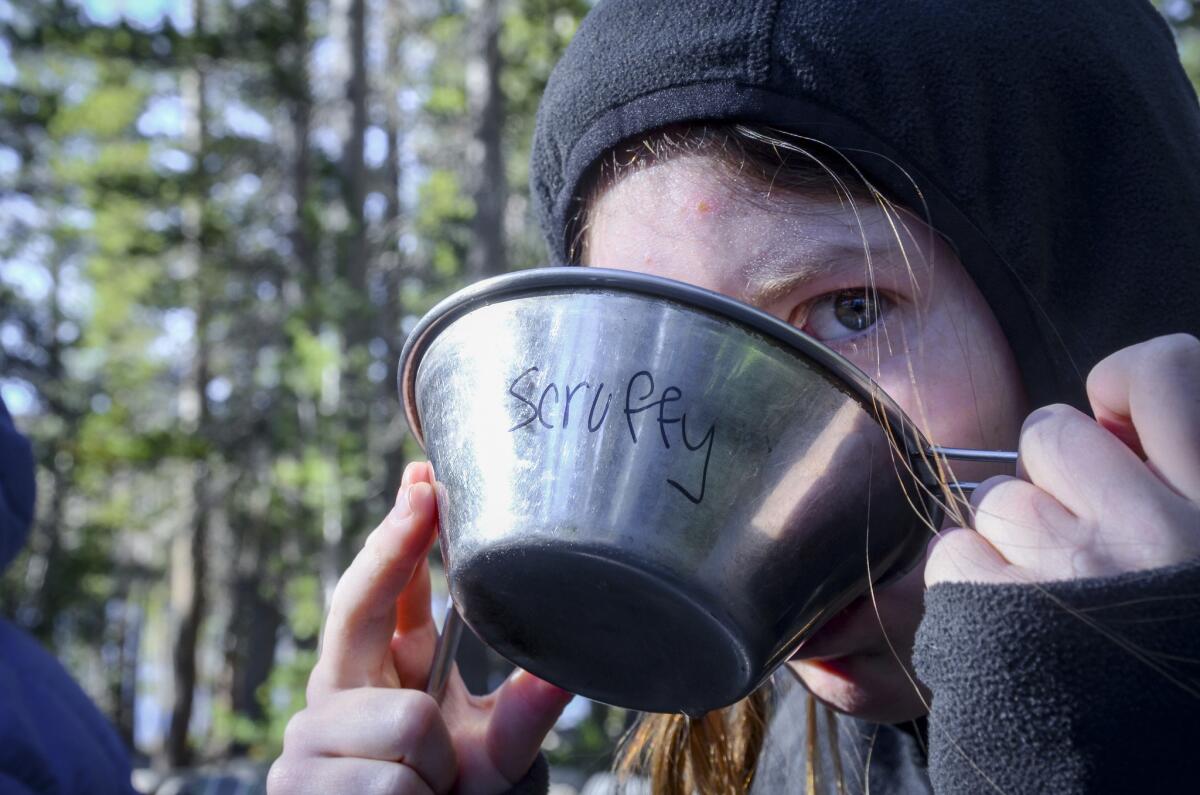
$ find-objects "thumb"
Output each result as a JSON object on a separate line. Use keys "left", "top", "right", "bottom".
{"left": 924, "top": 525, "right": 1013, "bottom": 587}
{"left": 485, "top": 670, "right": 573, "bottom": 783}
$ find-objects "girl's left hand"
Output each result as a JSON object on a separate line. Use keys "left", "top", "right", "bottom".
{"left": 926, "top": 333, "right": 1200, "bottom": 587}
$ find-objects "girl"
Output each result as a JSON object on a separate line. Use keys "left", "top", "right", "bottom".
{"left": 269, "top": 1, "right": 1200, "bottom": 792}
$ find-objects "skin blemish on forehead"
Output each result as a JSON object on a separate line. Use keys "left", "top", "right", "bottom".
{"left": 593, "top": 165, "right": 898, "bottom": 296}
{"left": 585, "top": 150, "right": 1027, "bottom": 723}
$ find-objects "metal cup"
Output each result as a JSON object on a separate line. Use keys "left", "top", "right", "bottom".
{"left": 399, "top": 268, "right": 945, "bottom": 715}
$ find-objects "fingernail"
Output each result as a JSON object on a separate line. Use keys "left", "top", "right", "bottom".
{"left": 408, "top": 481, "right": 433, "bottom": 514}
{"left": 395, "top": 484, "right": 412, "bottom": 514}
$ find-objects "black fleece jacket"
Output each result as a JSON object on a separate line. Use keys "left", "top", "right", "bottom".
{"left": 505, "top": 559, "right": 1200, "bottom": 794}
{"left": 513, "top": 0, "right": 1200, "bottom": 791}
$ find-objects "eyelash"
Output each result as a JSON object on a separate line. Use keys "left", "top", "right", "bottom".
{"left": 788, "top": 288, "right": 894, "bottom": 345}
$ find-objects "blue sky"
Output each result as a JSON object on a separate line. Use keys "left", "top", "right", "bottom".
{"left": 76, "top": 0, "right": 193, "bottom": 30}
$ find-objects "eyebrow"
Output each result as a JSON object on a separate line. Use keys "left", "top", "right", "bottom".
{"left": 740, "top": 238, "right": 900, "bottom": 304}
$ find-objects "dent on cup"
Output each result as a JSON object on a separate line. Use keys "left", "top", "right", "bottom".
{"left": 399, "top": 267, "right": 940, "bottom": 715}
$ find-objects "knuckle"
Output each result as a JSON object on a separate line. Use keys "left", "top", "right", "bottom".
{"left": 926, "top": 529, "right": 986, "bottom": 582}
{"left": 280, "top": 710, "right": 311, "bottom": 752}
{"left": 1019, "top": 403, "right": 1080, "bottom": 454}
{"left": 928, "top": 527, "right": 971, "bottom": 560}
{"left": 969, "top": 475, "right": 1018, "bottom": 513}
{"left": 1022, "top": 402, "right": 1076, "bottom": 429}
{"left": 1145, "top": 332, "right": 1200, "bottom": 370}
{"left": 1027, "top": 487, "right": 1068, "bottom": 528}
{"left": 266, "top": 756, "right": 302, "bottom": 794}
{"left": 392, "top": 690, "right": 444, "bottom": 746}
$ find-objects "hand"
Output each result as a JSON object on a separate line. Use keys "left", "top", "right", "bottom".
{"left": 268, "top": 462, "right": 573, "bottom": 795}
{"left": 926, "top": 334, "right": 1200, "bottom": 586}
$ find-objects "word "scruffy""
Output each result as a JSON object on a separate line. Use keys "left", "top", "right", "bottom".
{"left": 507, "top": 366, "right": 717, "bottom": 504}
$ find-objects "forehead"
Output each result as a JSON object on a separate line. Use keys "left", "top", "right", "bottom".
{"left": 583, "top": 154, "right": 923, "bottom": 296}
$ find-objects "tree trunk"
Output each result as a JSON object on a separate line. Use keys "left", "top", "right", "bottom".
{"left": 382, "top": 0, "right": 404, "bottom": 248}
{"left": 19, "top": 257, "right": 67, "bottom": 639}
{"left": 466, "top": 0, "right": 508, "bottom": 280}
{"left": 228, "top": 544, "right": 282, "bottom": 724}
{"left": 19, "top": 448, "right": 64, "bottom": 638}
{"left": 221, "top": 444, "right": 282, "bottom": 750}
{"left": 345, "top": 0, "right": 368, "bottom": 297}
{"left": 378, "top": 0, "right": 409, "bottom": 502}
{"left": 109, "top": 586, "right": 141, "bottom": 747}
{"left": 330, "top": 0, "right": 369, "bottom": 301}
{"left": 167, "top": 383, "right": 210, "bottom": 767}
{"left": 166, "top": 0, "right": 211, "bottom": 764}
{"left": 287, "top": 0, "right": 316, "bottom": 300}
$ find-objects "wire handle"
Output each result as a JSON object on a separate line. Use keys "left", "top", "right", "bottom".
{"left": 924, "top": 445, "right": 1018, "bottom": 495}
{"left": 425, "top": 602, "right": 464, "bottom": 703}
{"left": 926, "top": 446, "right": 1018, "bottom": 464}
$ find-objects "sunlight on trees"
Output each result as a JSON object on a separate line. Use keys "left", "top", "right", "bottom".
{"left": 7, "top": 0, "right": 1195, "bottom": 790}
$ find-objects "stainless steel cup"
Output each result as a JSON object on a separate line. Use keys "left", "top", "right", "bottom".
{"left": 399, "top": 268, "right": 944, "bottom": 715}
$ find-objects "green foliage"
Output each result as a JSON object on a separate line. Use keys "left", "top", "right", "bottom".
{"left": 502, "top": 0, "right": 592, "bottom": 267}
{"left": 426, "top": 84, "right": 467, "bottom": 116}
{"left": 1158, "top": 1, "right": 1200, "bottom": 88}
{"left": 211, "top": 648, "right": 319, "bottom": 761}
{"left": 416, "top": 168, "right": 473, "bottom": 280}
{"left": 1178, "top": 29, "right": 1200, "bottom": 87}
{"left": 284, "top": 575, "right": 323, "bottom": 642}
{"left": 283, "top": 320, "right": 342, "bottom": 399}
{"left": 49, "top": 82, "right": 146, "bottom": 138}
{"left": 1, "top": 0, "right": 614, "bottom": 778}
{"left": 418, "top": 168, "right": 473, "bottom": 226}
{"left": 501, "top": 0, "right": 586, "bottom": 117}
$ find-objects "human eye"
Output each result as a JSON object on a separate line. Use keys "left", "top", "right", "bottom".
{"left": 793, "top": 288, "right": 892, "bottom": 342}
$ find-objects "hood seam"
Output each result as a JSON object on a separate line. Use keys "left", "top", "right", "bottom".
{"left": 749, "top": 0, "right": 781, "bottom": 84}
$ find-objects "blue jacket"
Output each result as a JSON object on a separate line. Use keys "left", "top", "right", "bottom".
{"left": 1, "top": 397, "right": 135, "bottom": 794}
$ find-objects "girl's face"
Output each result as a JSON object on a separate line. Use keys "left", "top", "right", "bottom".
{"left": 584, "top": 153, "right": 1028, "bottom": 723}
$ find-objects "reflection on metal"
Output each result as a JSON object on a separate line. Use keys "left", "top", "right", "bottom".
{"left": 426, "top": 604, "right": 463, "bottom": 703}
{"left": 927, "top": 446, "right": 1019, "bottom": 464}
{"left": 402, "top": 268, "right": 1014, "bottom": 714}
{"left": 749, "top": 400, "right": 864, "bottom": 539}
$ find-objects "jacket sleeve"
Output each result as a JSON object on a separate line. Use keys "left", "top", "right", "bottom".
{"left": 0, "top": 771, "right": 38, "bottom": 794}
{"left": 913, "top": 557, "right": 1200, "bottom": 793}
{"left": 0, "top": 620, "right": 137, "bottom": 795}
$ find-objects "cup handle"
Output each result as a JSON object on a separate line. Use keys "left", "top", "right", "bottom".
{"left": 923, "top": 446, "right": 1019, "bottom": 496}
{"left": 425, "top": 602, "right": 464, "bottom": 703}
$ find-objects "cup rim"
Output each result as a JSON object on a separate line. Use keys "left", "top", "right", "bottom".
{"left": 400, "top": 267, "right": 931, "bottom": 457}
{"left": 399, "top": 265, "right": 952, "bottom": 603}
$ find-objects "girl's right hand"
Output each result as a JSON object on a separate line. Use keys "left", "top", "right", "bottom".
{"left": 267, "top": 462, "right": 573, "bottom": 795}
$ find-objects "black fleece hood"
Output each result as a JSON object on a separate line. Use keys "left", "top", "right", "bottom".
{"left": 530, "top": 0, "right": 1200, "bottom": 409}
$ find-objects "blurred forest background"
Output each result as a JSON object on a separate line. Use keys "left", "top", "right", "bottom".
{"left": 2, "top": 0, "right": 1200, "bottom": 792}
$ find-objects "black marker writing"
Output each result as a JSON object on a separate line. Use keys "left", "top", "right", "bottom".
{"left": 537, "top": 383, "right": 559, "bottom": 429}
{"left": 562, "top": 381, "right": 589, "bottom": 429}
{"left": 507, "top": 366, "right": 540, "bottom": 432}
{"left": 667, "top": 413, "right": 716, "bottom": 505}
{"left": 624, "top": 370, "right": 655, "bottom": 444}
{"left": 588, "top": 384, "right": 611, "bottom": 432}
{"left": 507, "top": 365, "right": 717, "bottom": 504}
{"left": 657, "top": 386, "right": 682, "bottom": 448}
